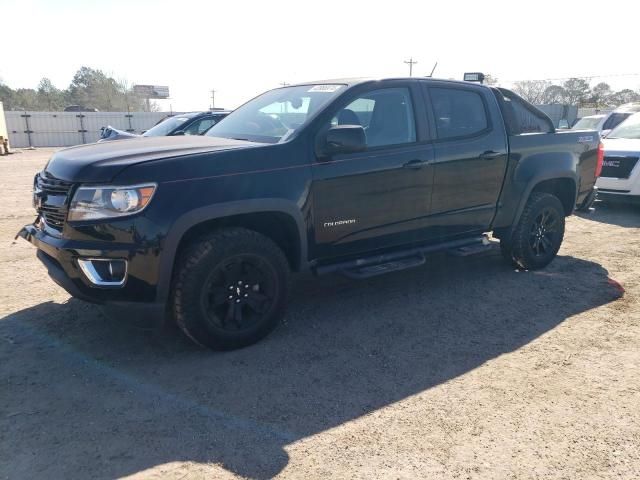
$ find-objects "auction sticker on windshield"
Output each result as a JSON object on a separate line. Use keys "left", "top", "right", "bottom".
{"left": 308, "top": 85, "right": 343, "bottom": 93}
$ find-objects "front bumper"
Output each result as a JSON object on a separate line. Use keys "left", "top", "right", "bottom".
{"left": 17, "top": 223, "right": 164, "bottom": 314}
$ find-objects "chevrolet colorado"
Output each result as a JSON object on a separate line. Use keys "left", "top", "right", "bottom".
{"left": 18, "top": 77, "right": 602, "bottom": 350}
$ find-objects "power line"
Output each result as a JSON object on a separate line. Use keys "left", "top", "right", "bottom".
{"left": 503, "top": 72, "right": 640, "bottom": 83}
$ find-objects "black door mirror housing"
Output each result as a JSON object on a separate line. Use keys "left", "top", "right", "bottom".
{"left": 323, "top": 125, "right": 366, "bottom": 156}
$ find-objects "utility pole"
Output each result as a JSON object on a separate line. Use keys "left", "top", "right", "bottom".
{"left": 279, "top": 83, "right": 290, "bottom": 113}
{"left": 210, "top": 89, "right": 216, "bottom": 109}
{"left": 404, "top": 57, "right": 418, "bottom": 77}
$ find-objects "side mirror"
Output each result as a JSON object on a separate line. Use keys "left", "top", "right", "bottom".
{"left": 172, "top": 130, "right": 186, "bottom": 136}
{"left": 323, "top": 125, "right": 366, "bottom": 156}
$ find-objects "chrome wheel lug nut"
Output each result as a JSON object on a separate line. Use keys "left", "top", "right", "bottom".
{"left": 235, "top": 299, "right": 241, "bottom": 303}
{"left": 244, "top": 293, "right": 248, "bottom": 297}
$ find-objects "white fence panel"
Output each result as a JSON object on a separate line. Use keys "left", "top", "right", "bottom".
{"left": 30, "top": 112, "right": 83, "bottom": 147}
{"left": 6, "top": 112, "right": 29, "bottom": 148}
{"left": 5, "top": 111, "right": 186, "bottom": 148}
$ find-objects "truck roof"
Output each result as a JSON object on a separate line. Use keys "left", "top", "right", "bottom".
{"left": 289, "top": 77, "right": 489, "bottom": 89}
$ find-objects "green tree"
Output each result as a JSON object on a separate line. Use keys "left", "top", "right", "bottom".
{"left": 12, "top": 88, "right": 40, "bottom": 110}
{"left": 589, "top": 82, "right": 612, "bottom": 107}
{"left": 67, "top": 66, "right": 147, "bottom": 111}
{"left": 37, "top": 78, "right": 65, "bottom": 110}
{"left": 608, "top": 89, "right": 640, "bottom": 106}
{"left": 513, "top": 80, "right": 551, "bottom": 104}
{"left": 562, "top": 78, "right": 591, "bottom": 106}
{"left": 0, "top": 81, "right": 15, "bottom": 109}
{"left": 542, "top": 85, "right": 568, "bottom": 104}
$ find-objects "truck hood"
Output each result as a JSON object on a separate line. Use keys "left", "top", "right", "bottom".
{"left": 45, "top": 135, "right": 259, "bottom": 183}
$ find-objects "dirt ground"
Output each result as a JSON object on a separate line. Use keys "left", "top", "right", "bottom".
{"left": 1, "top": 148, "right": 639, "bottom": 480}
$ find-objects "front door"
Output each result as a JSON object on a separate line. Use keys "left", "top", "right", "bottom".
{"left": 311, "top": 85, "right": 435, "bottom": 260}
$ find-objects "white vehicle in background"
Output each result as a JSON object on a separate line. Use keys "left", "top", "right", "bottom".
{"left": 600, "top": 103, "right": 640, "bottom": 138}
{"left": 572, "top": 114, "right": 606, "bottom": 132}
{"left": 596, "top": 112, "right": 640, "bottom": 204}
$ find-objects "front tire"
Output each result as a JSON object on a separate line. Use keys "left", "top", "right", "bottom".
{"left": 501, "top": 192, "right": 566, "bottom": 270}
{"left": 172, "top": 228, "right": 290, "bottom": 350}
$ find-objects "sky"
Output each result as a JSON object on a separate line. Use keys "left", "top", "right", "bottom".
{"left": 1, "top": 0, "right": 639, "bottom": 111}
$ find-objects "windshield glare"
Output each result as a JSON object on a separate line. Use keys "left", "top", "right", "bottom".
{"left": 608, "top": 113, "right": 640, "bottom": 139}
{"left": 572, "top": 117, "right": 603, "bottom": 130}
{"left": 206, "top": 84, "right": 346, "bottom": 143}
{"left": 143, "top": 116, "right": 190, "bottom": 137}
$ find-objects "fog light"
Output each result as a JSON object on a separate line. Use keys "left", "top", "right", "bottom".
{"left": 77, "top": 258, "right": 127, "bottom": 287}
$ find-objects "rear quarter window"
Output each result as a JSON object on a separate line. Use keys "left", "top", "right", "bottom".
{"left": 494, "top": 88, "right": 553, "bottom": 134}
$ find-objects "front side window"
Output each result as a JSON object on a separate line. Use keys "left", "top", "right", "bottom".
{"left": 330, "top": 88, "right": 416, "bottom": 147}
{"left": 206, "top": 84, "right": 346, "bottom": 144}
{"left": 430, "top": 88, "right": 488, "bottom": 139}
{"left": 184, "top": 117, "right": 216, "bottom": 135}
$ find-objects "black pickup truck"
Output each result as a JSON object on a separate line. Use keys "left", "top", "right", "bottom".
{"left": 19, "top": 77, "right": 602, "bottom": 350}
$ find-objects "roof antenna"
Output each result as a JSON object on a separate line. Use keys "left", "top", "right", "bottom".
{"left": 428, "top": 61, "right": 438, "bottom": 77}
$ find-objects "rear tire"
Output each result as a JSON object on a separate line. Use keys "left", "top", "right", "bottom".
{"left": 172, "top": 228, "right": 290, "bottom": 350}
{"left": 501, "top": 192, "right": 565, "bottom": 270}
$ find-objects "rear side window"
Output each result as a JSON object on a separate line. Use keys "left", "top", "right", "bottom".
{"left": 429, "top": 88, "right": 489, "bottom": 140}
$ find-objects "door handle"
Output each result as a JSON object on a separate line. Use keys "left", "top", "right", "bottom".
{"left": 403, "top": 159, "right": 429, "bottom": 169}
{"left": 479, "top": 150, "right": 502, "bottom": 160}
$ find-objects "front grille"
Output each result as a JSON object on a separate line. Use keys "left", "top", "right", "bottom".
{"left": 600, "top": 156, "right": 639, "bottom": 179}
{"left": 35, "top": 172, "right": 74, "bottom": 231}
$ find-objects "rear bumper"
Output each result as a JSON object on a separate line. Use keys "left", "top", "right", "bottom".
{"left": 18, "top": 224, "right": 165, "bottom": 319}
{"left": 597, "top": 190, "right": 640, "bottom": 204}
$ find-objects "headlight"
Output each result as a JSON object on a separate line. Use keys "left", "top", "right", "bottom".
{"left": 68, "top": 183, "right": 156, "bottom": 221}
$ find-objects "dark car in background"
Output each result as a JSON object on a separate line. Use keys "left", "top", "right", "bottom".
{"left": 143, "top": 110, "right": 231, "bottom": 137}
{"left": 99, "top": 110, "right": 231, "bottom": 142}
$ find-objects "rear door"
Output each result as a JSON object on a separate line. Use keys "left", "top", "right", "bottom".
{"left": 422, "top": 82, "right": 508, "bottom": 238}
{"left": 310, "top": 81, "right": 435, "bottom": 259}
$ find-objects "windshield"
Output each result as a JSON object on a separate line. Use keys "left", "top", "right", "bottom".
{"left": 602, "top": 112, "right": 632, "bottom": 131}
{"left": 143, "top": 116, "right": 192, "bottom": 136}
{"left": 572, "top": 116, "right": 603, "bottom": 130}
{"left": 607, "top": 113, "right": 640, "bottom": 139}
{"left": 206, "top": 84, "right": 346, "bottom": 143}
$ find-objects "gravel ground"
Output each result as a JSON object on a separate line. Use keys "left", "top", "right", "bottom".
{"left": 1, "top": 148, "right": 639, "bottom": 480}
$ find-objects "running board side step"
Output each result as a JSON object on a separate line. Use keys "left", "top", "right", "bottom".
{"left": 342, "top": 254, "right": 426, "bottom": 279}
{"left": 315, "top": 235, "right": 488, "bottom": 279}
